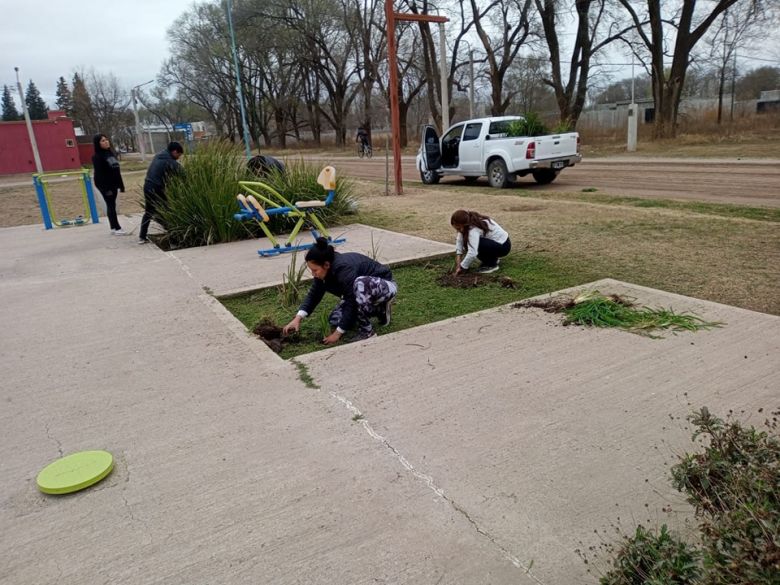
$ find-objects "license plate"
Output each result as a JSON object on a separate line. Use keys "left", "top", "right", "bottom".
{"left": 551, "top": 160, "right": 566, "bottom": 169}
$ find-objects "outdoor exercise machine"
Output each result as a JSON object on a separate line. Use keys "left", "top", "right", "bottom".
{"left": 234, "top": 165, "right": 346, "bottom": 257}
{"left": 33, "top": 170, "right": 100, "bottom": 230}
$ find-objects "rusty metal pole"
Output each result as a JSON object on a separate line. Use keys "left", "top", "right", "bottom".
{"left": 385, "top": 0, "right": 403, "bottom": 195}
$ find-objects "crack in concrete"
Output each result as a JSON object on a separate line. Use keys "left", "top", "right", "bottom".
{"left": 312, "top": 376, "right": 546, "bottom": 584}
{"left": 44, "top": 422, "right": 64, "bottom": 458}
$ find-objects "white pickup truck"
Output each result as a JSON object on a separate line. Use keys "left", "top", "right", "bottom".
{"left": 416, "top": 115, "right": 582, "bottom": 188}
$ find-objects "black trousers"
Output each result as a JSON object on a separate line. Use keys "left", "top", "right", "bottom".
{"left": 477, "top": 237, "right": 511, "bottom": 267}
{"left": 139, "top": 190, "right": 165, "bottom": 240}
{"left": 99, "top": 189, "right": 122, "bottom": 231}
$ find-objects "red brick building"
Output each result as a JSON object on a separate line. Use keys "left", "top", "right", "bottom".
{"left": 0, "top": 111, "right": 81, "bottom": 175}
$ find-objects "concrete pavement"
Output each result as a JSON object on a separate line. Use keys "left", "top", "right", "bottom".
{"left": 1, "top": 219, "right": 777, "bottom": 584}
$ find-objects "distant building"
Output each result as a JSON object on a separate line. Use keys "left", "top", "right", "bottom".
{"left": 757, "top": 90, "right": 780, "bottom": 113}
{"left": 0, "top": 111, "right": 81, "bottom": 175}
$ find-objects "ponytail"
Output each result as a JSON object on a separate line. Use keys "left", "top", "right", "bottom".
{"left": 304, "top": 237, "right": 335, "bottom": 266}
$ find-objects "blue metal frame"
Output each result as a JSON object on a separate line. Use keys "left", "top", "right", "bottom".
{"left": 33, "top": 170, "right": 100, "bottom": 230}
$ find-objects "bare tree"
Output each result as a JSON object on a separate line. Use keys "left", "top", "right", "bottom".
{"left": 79, "top": 69, "right": 131, "bottom": 143}
{"left": 702, "top": 2, "right": 774, "bottom": 123}
{"left": 468, "top": 0, "right": 537, "bottom": 115}
{"left": 536, "top": 0, "right": 634, "bottom": 129}
{"left": 351, "top": 0, "right": 387, "bottom": 144}
{"left": 616, "top": 0, "right": 752, "bottom": 138}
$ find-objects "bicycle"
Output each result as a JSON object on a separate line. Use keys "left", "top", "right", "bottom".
{"left": 357, "top": 142, "right": 373, "bottom": 159}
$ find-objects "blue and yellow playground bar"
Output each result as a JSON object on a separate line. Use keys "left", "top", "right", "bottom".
{"left": 33, "top": 170, "right": 100, "bottom": 230}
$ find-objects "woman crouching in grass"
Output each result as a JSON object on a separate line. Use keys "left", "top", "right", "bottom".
{"left": 451, "top": 209, "right": 511, "bottom": 274}
{"left": 283, "top": 238, "right": 397, "bottom": 344}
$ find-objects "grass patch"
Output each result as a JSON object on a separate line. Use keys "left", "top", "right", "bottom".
{"left": 438, "top": 185, "right": 780, "bottom": 222}
{"left": 563, "top": 292, "right": 722, "bottom": 335}
{"left": 220, "top": 254, "right": 588, "bottom": 359}
{"left": 291, "top": 359, "right": 319, "bottom": 389}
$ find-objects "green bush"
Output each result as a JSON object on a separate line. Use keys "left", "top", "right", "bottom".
{"left": 600, "top": 524, "right": 701, "bottom": 585}
{"left": 154, "top": 142, "right": 356, "bottom": 249}
{"left": 671, "top": 408, "right": 780, "bottom": 585}
{"left": 154, "top": 141, "right": 258, "bottom": 248}
{"left": 598, "top": 409, "right": 779, "bottom": 585}
{"left": 506, "top": 112, "right": 549, "bottom": 137}
{"left": 260, "top": 159, "right": 357, "bottom": 230}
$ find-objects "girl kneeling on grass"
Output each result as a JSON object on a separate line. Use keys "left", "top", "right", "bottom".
{"left": 283, "top": 238, "right": 397, "bottom": 345}
{"left": 451, "top": 209, "right": 511, "bottom": 274}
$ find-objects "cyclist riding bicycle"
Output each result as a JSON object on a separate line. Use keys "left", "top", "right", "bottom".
{"left": 356, "top": 127, "right": 370, "bottom": 154}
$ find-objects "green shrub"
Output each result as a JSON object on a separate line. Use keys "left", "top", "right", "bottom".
{"left": 600, "top": 524, "right": 701, "bottom": 585}
{"left": 154, "top": 140, "right": 259, "bottom": 248}
{"left": 551, "top": 120, "right": 574, "bottom": 133}
{"left": 597, "top": 409, "right": 779, "bottom": 585}
{"left": 260, "top": 159, "right": 357, "bottom": 230}
{"left": 671, "top": 408, "right": 780, "bottom": 585}
{"left": 154, "top": 143, "right": 356, "bottom": 249}
{"left": 506, "top": 112, "right": 549, "bottom": 137}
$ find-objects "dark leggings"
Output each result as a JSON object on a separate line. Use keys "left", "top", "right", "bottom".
{"left": 477, "top": 237, "right": 511, "bottom": 268}
{"left": 139, "top": 191, "right": 165, "bottom": 240}
{"left": 99, "top": 189, "right": 122, "bottom": 231}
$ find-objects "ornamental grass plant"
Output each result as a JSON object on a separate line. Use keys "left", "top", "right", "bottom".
{"left": 154, "top": 142, "right": 356, "bottom": 249}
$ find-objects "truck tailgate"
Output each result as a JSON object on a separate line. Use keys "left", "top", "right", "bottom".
{"left": 534, "top": 133, "right": 578, "bottom": 160}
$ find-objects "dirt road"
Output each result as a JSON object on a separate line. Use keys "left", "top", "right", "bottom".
{"left": 303, "top": 155, "right": 780, "bottom": 208}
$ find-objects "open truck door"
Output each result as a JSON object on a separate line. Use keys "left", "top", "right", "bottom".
{"left": 419, "top": 125, "right": 441, "bottom": 184}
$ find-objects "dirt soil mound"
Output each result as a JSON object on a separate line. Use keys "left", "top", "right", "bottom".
{"left": 437, "top": 272, "right": 516, "bottom": 289}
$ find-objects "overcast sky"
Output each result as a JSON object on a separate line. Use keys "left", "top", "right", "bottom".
{"left": 1, "top": 0, "right": 195, "bottom": 106}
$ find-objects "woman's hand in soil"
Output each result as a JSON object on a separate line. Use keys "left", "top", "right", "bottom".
{"left": 283, "top": 316, "right": 301, "bottom": 336}
{"left": 322, "top": 330, "right": 343, "bottom": 345}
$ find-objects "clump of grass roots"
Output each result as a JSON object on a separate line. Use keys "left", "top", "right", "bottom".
{"left": 563, "top": 291, "right": 722, "bottom": 335}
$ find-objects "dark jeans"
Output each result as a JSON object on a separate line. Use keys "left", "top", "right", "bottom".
{"left": 139, "top": 190, "right": 165, "bottom": 240}
{"left": 99, "top": 189, "right": 122, "bottom": 231}
{"left": 477, "top": 237, "right": 511, "bottom": 268}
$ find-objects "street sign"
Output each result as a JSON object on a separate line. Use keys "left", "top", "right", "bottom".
{"left": 173, "top": 122, "right": 193, "bottom": 143}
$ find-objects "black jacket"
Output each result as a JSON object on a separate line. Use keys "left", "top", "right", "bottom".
{"left": 143, "top": 150, "right": 182, "bottom": 196}
{"left": 92, "top": 150, "right": 125, "bottom": 193}
{"left": 299, "top": 252, "right": 393, "bottom": 331}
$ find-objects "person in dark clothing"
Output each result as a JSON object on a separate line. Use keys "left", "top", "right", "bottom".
{"left": 138, "top": 141, "right": 184, "bottom": 244}
{"left": 247, "top": 154, "right": 285, "bottom": 179}
{"left": 92, "top": 134, "right": 127, "bottom": 234}
{"left": 283, "top": 238, "right": 397, "bottom": 344}
{"left": 355, "top": 127, "right": 370, "bottom": 151}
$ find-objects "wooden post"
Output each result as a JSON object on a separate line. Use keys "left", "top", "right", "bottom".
{"left": 385, "top": 7, "right": 449, "bottom": 196}
{"left": 385, "top": 0, "right": 403, "bottom": 195}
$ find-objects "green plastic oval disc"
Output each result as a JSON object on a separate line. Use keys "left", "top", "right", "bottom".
{"left": 36, "top": 450, "right": 114, "bottom": 495}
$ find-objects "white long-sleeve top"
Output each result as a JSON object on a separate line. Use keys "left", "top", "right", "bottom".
{"left": 455, "top": 219, "right": 509, "bottom": 269}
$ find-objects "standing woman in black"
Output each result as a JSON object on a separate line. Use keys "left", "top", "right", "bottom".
{"left": 92, "top": 134, "right": 127, "bottom": 235}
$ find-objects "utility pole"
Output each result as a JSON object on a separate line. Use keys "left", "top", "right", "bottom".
{"left": 438, "top": 22, "right": 449, "bottom": 132}
{"left": 15, "top": 67, "right": 43, "bottom": 173}
{"left": 131, "top": 80, "right": 154, "bottom": 162}
{"left": 226, "top": 0, "right": 253, "bottom": 159}
{"left": 627, "top": 55, "right": 637, "bottom": 152}
{"left": 730, "top": 49, "right": 737, "bottom": 122}
{"left": 469, "top": 50, "right": 475, "bottom": 118}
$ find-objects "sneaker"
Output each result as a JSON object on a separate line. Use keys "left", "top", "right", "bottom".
{"left": 137, "top": 238, "right": 150, "bottom": 245}
{"left": 113, "top": 229, "right": 128, "bottom": 236}
{"left": 476, "top": 264, "right": 499, "bottom": 274}
{"left": 377, "top": 299, "right": 393, "bottom": 326}
{"left": 351, "top": 330, "right": 377, "bottom": 342}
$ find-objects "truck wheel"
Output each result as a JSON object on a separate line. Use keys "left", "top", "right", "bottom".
{"left": 420, "top": 169, "right": 440, "bottom": 184}
{"left": 532, "top": 169, "right": 559, "bottom": 185}
{"left": 488, "top": 159, "right": 509, "bottom": 189}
